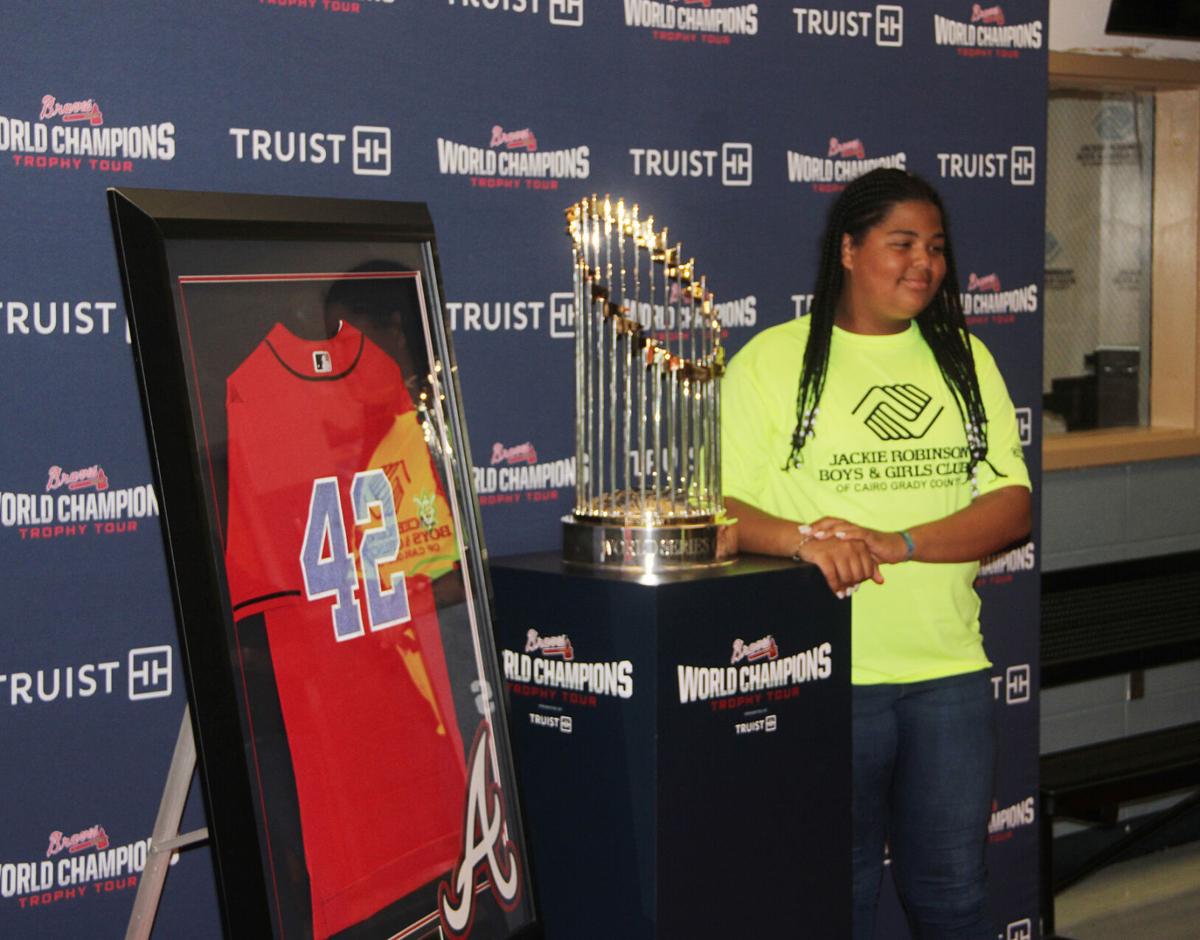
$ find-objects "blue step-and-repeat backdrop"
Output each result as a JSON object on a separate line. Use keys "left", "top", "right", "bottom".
{"left": 1, "top": 2, "right": 1045, "bottom": 936}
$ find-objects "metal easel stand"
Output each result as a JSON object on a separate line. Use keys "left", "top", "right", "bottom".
{"left": 125, "top": 704, "right": 211, "bottom": 940}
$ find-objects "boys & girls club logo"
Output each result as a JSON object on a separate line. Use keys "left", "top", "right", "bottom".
{"left": 791, "top": 5, "right": 903, "bottom": 47}
{"left": 960, "top": 271, "right": 1039, "bottom": 325}
{"left": 0, "top": 94, "right": 175, "bottom": 173}
{"left": 623, "top": 0, "right": 759, "bottom": 46}
{"left": 1, "top": 464, "right": 159, "bottom": 540}
{"left": 445, "top": 0, "right": 584, "bottom": 27}
{"left": 787, "top": 136, "right": 907, "bottom": 192}
{"left": 436, "top": 124, "right": 590, "bottom": 191}
{"left": 933, "top": 4, "right": 1044, "bottom": 58}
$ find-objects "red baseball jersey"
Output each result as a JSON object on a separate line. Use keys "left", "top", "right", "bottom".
{"left": 224, "top": 321, "right": 466, "bottom": 939}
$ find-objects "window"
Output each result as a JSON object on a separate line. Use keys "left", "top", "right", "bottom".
{"left": 1045, "top": 54, "right": 1200, "bottom": 470}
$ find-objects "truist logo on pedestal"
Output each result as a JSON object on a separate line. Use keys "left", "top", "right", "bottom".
{"left": 624, "top": 0, "right": 758, "bottom": 45}
{"left": 960, "top": 271, "right": 1038, "bottom": 324}
{"left": 787, "top": 136, "right": 906, "bottom": 193}
{"left": 46, "top": 826, "right": 110, "bottom": 859}
{"left": 525, "top": 629, "right": 575, "bottom": 661}
{"left": 933, "top": 4, "right": 1044, "bottom": 58}
{"left": 0, "top": 94, "right": 175, "bottom": 174}
{"left": 437, "top": 123, "right": 589, "bottom": 191}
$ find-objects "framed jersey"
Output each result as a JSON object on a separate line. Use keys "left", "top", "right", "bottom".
{"left": 108, "top": 189, "right": 536, "bottom": 940}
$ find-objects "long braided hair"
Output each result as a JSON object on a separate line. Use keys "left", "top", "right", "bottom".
{"left": 787, "top": 168, "right": 994, "bottom": 490}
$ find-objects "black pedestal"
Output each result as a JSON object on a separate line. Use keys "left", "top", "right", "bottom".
{"left": 490, "top": 553, "right": 851, "bottom": 939}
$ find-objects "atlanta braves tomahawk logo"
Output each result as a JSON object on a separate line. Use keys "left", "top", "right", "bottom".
{"left": 853, "top": 384, "right": 944, "bottom": 441}
{"left": 438, "top": 723, "right": 522, "bottom": 937}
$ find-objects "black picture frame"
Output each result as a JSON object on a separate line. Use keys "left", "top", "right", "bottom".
{"left": 108, "top": 188, "right": 536, "bottom": 940}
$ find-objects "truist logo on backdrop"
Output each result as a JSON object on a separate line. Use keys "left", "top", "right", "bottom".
{"left": 0, "top": 95, "right": 175, "bottom": 173}
{"left": 473, "top": 445, "right": 575, "bottom": 507}
{"left": 991, "top": 663, "right": 1032, "bottom": 705}
{"left": 228, "top": 125, "right": 392, "bottom": 176}
{"left": 40, "top": 95, "right": 103, "bottom": 126}
{"left": 730, "top": 635, "right": 778, "bottom": 664}
{"left": 960, "top": 271, "right": 1039, "bottom": 325}
{"left": 0, "top": 646, "right": 172, "bottom": 708}
{"left": 46, "top": 465, "right": 109, "bottom": 494}
{"left": 445, "top": 0, "right": 585, "bottom": 28}
{"left": 436, "top": 124, "right": 590, "bottom": 191}
{"left": 257, "top": 0, "right": 396, "bottom": 16}
{"left": 624, "top": 0, "right": 759, "bottom": 46}
{"left": 1, "top": 467, "right": 158, "bottom": 541}
{"left": 46, "top": 826, "right": 110, "bottom": 859}
{"left": 628, "top": 142, "right": 753, "bottom": 186}
{"left": 792, "top": 5, "right": 903, "bottom": 47}
{"left": 2, "top": 300, "right": 128, "bottom": 343}
{"left": 1014, "top": 407, "right": 1032, "bottom": 447}
{"left": 525, "top": 629, "right": 575, "bottom": 660}
{"left": 933, "top": 4, "right": 1044, "bottom": 58}
{"left": 937, "top": 146, "right": 1036, "bottom": 186}
{"left": 786, "top": 136, "right": 906, "bottom": 192}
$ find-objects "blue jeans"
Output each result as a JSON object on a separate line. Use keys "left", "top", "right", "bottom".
{"left": 852, "top": 669, "right": 995, "bottom": 940}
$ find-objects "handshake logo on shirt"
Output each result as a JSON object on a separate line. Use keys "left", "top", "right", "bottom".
{"left": 852, "top": 384, "right": 945, "bottom": 441}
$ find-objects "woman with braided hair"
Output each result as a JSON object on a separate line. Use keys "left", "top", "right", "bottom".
{"left": 722, "top": 168, "right": 1030, "bottom": 938}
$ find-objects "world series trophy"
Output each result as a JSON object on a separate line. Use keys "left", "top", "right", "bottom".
{"left": 562, "top": 195, "right": 736, "bottom": 572}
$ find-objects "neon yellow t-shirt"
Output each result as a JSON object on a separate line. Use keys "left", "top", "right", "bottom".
{"left": 721, "top": 318, "right": 1030, "bottom": 685}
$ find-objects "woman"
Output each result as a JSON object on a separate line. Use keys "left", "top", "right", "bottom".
{"left": 721, "top": 168, "right": 1031, "bottom": 939}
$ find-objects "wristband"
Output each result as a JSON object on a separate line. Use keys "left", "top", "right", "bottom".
{"left": 791, "top": 525, "right": 813, "bottom": 563}
{"left": 899, "top": 529, "right": 915, "bottom": 561}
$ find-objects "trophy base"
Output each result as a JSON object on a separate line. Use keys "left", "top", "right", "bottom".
{"left": 562, "top": 515, "right": 738, "bottom": 574}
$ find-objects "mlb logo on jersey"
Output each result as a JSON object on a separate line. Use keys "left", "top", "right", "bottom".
{"left": 312, "top": 350, "right": 332, "bottom": 374}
